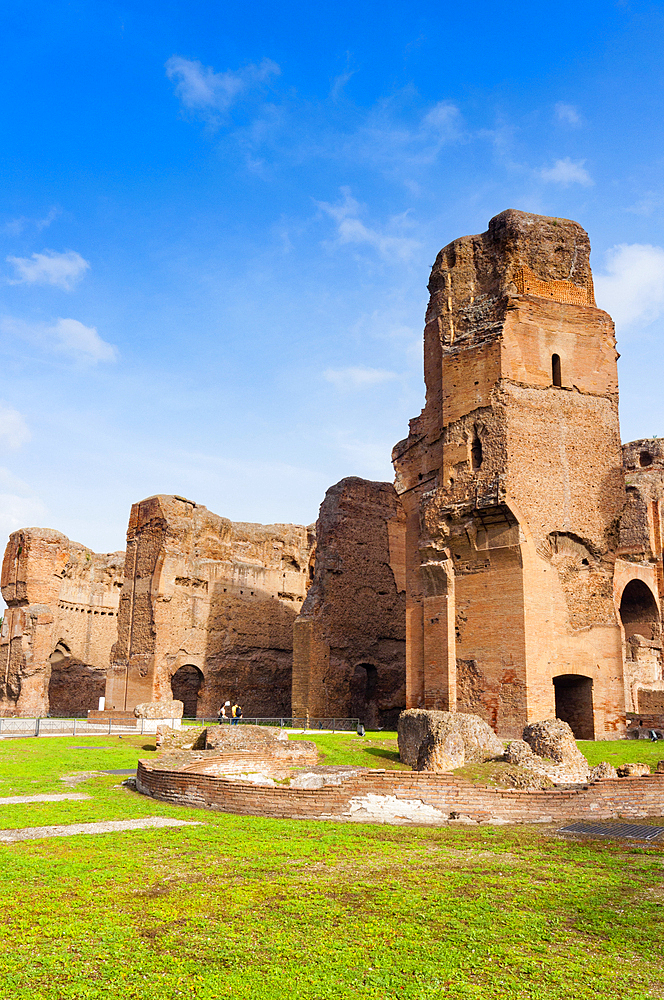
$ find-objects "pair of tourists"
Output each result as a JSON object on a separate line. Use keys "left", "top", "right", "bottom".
{"left": 217, "top": 701, "right": 243, "bottom": 725}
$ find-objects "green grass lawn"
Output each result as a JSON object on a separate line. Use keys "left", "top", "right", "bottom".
{"left": 0, "top": 734, "right": 663, "bottom": 999}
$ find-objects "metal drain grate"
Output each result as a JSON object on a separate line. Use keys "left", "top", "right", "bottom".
{"left": 560, "top": 822, "right": 664, "bottom": 842}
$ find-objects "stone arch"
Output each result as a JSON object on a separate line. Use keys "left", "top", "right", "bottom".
{"left": 553, "top": 674, "right": 594, "bottom": 740}
{"left": 47, "top": 641, "right": 106, "bottom": 717}
{"left": 171, "top": 664, "right": 204, "bottom": 718}
{"left": 619, "top": 578, "right": 660, "bottom": 641}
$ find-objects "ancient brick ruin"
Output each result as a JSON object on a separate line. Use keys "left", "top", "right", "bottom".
{"left": 292, "top": 477, "right": 406, "bottom": 728}
{"left": 106, "top": 494, "right": 313, "bottom": 718}
{"left": 0, "top": 528, "right": 123, "bottom": 716}
{"left": 393, "top": 209, "right": 664, "bottom": 738}
{"left": 3, "top": 208, "right": 664, "bottom": 738}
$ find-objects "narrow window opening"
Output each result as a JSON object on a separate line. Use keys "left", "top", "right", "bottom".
{"left": 552, "top": 354, "right": 562, "bottom": 387}
{"left": 471, "top": 430, "right": 483, "bottom": 471}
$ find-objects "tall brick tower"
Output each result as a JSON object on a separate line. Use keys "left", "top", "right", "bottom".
{"left": 392, "top": 209, "right": 626, "bottom": 738}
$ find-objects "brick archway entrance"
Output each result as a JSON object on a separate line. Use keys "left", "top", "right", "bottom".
{"left": 553, "top": 674, "right": 594, "bottom": 740}
{"left": 171, "top": 665, "right": 204, "bottom": 719}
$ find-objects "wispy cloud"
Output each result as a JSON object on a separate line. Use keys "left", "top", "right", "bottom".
{"left": 323, "top": 366, "right": 397, "bottom": 390}
{"left": 1, "top": 316, "right": 118, "bottom": 363}
{"left": 555, "top": 103, "right": 582, "bottom": 126}
{"left": 594, "top": 244, "right": 664, "bottom": 330}
{"left": 166, "top": 56, "right": 280, "bottom": 119}
{"left": 6, "top": 249, "right": 89, "bottom": 290}
{"left": 0, "top": 468, "right": 47, "bottom": 540}
{"left": 0, "top": 403, "right": 30, "bottom": 450}
{"left": 317, "top": 187, "right": 420, "bottom": 262}
{"left": 539, "top": 157, "right": 593, "bottom": 186}
{"left": 4, "top": 207, "right": 60, "bottom": 237}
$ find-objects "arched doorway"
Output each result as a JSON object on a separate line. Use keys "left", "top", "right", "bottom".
{"left": 47, "top": 643, "right": 106, "bottom": 717}
{"left": 171, "top": 665, "right": 204, "bottom": 718}
{"left": 349, "top": 663, "right": 378, "bottom": 724}
{"left": 619, "top": 579, "right": 660, "bottom": 641}
{"left": 553, "top": 674, "right": 594, "bottom": 740}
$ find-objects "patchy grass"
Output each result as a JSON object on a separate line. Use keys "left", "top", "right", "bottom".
{"left": 0, "top": 735, "right": 663, "bottom": 999}
{"left": 290, "top": 731, "right": 408, "bottom": 770}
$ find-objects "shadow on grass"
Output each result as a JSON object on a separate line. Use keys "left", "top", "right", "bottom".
{"left": 364, "top": 747, "right": 402, "bottom": 763}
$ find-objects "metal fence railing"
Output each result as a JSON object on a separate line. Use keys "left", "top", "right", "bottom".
{"left": 0, "top": 716, "right": 362, "bottom": 738}
{"left": 181, "top": 717, "right": 360, "bottom": 732}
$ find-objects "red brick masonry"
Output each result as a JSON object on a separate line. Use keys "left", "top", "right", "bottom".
{"left": 136, "top": 760, "right": 664, "bottom": 826}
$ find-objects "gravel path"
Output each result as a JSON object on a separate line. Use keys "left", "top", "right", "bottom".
{"left": 0, "top": 793, "right": 92, "bottom": 805}
{"left": 0, "top": 816, "right": 201, "bottom": 843}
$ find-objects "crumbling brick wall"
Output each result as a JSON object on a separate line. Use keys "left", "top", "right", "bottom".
{"left": 292, "top": 477, "right": 406, "bottom": 726}
{"left": 107, "top": 495, "right": 314, "bottom": 718}
{"left": 0, "top": 528, "right": 123, "bottom": 716}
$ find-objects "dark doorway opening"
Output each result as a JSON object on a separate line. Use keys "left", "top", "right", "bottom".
{"left": 552, "top": 354, "right": 562, "bottom": 387}
{"left": 619, "top": 579, "right": 660, "bottom": 641}
{"left": 553, "top": 674, "right": 594, "bottom": 740}
{"left": 349, "top": 663, "right": 378, "bottom": 724}
{"left": 171, "top": 665, "right": 204, "bottom": 718}
{"left": 47, "top": 643, "right": 106, "bottom": 717}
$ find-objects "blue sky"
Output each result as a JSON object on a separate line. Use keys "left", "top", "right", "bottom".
{"left": 2, "top": 0, "right": 664, "bottom": 576}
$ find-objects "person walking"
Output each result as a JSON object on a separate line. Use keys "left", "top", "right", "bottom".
{"left": 236, "top": 704, "right": 243, "bottom": 723}
{"left": 231, "top": 703, "right": 239, "bottom": 726}
{"left": 217, "top": 705, "right": 226, "bottom": 725}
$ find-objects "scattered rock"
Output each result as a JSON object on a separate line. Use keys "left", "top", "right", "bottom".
{"left": 134, "top": 700, "right": 184, "bottom": 720}
{"left": 656, "top": 760, "right": 664, "bottom": 774}
{"left": 398, "top": 709, "right": 503, "bottom": 767}
{"left": 590, "top": 761, "right": 618, "bottom": 781}
{"left": 156, "top": 726, "right": 205, "bottom": 750}
{"left": 504, "top": 719, "right": 591, "bottom": 785}
{"left": 617, "top": 762, "right": 651, "bottom": 777}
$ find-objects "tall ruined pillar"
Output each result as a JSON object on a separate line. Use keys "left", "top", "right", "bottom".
{"left": 393, "top": 209, "right": 626, "bottom": 738}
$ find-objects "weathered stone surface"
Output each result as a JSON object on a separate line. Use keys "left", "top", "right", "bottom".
{"left": 590, "top": 761, "right": 619, "bottom": 781}
{"left": 134, "top": 700, "right": 183, "bottom": 720}
{"left": 398, "top": 708, "right": 503, "bottom": 767}
{"left": 392, "top": 209, "right": 633, "bottom": 739}
{"left": 0, "top": 528, "right": 124, "bottom": 716}
{"left": 106, "top": 495, "right": 314, "bottom": 719}
{"left": 203, "top": 724, "right": 288, "bottom": 749}
{"left": 617, "top": 762, "right": 651, "bottom": 777}
{"left": 292, "top": 477, "right": 406, "bottom": 726}
{"left": 415, "top": 730, "right": 465, "bottom": 772}
{"left": 156, "top": 726, "right": 206, "bottom": 750}
{"left": 505, "top": 718, "right": 591, "bottom": 784}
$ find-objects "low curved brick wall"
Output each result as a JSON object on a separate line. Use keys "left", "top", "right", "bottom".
{"left": 136, "top": 760, "right": 664, "bottom": 826}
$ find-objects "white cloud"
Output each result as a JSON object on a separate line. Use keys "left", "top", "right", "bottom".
{"left": 0, "top": 404, "right": 30, "bottom": 450}
{"left": 539, "top": 157, "right": 593, "bottom": 186}
{"left": 1, "top": 315, "right": 118, "bottom": 363}
{"left": 555, "top": 103, "right": 581, "bottom": 126}
{"left": 51, "top": 318, "right": 117, "bottom": 362}
{"left": 6, "top": 249, "right": 89, "bottom": 290}
{"left": 165, "top": 56, "right": 280, "bottom": 116}
{"left": 594, "top": 244, "right": 664, "bottom": 330}
{"left": 317, "top": 187, "right": 420, "bottom": 262}
{"left": 324, "top": 366, "right": 397, "bottom": 390}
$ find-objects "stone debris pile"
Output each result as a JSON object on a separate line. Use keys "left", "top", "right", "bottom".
{"left": 505, "top": 718, "right": 592, "bottom": 785}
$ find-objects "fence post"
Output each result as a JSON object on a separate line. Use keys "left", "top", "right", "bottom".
{"left": 73, "top": 718, "right": 76, "bottom": 737}
{"left": 0, "top": 717, "right": 3, "bottom": 735}
{"left": 109, "top": 717, "right": 112, "bottom": 736}
{"left": 35, "top": 717, "right": 40, "bottom": 737}
{"left": 141, "top": 717, "right": 144, "bottom": 735}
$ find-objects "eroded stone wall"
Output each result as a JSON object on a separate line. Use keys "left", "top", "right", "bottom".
{"left": 292, "top": 477, "right": 406, "bottom": 727}
{"left": 393, "top": 209, "right": 626, "bottom": 738}
{"left": 615, "top": 439, "right": 664, "bottom": 713}
{"left": 106, "top": 495, "right": 314, "bottom": 718}
{"left": 0, "top": 528, "right": 124, "bottom": 716}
